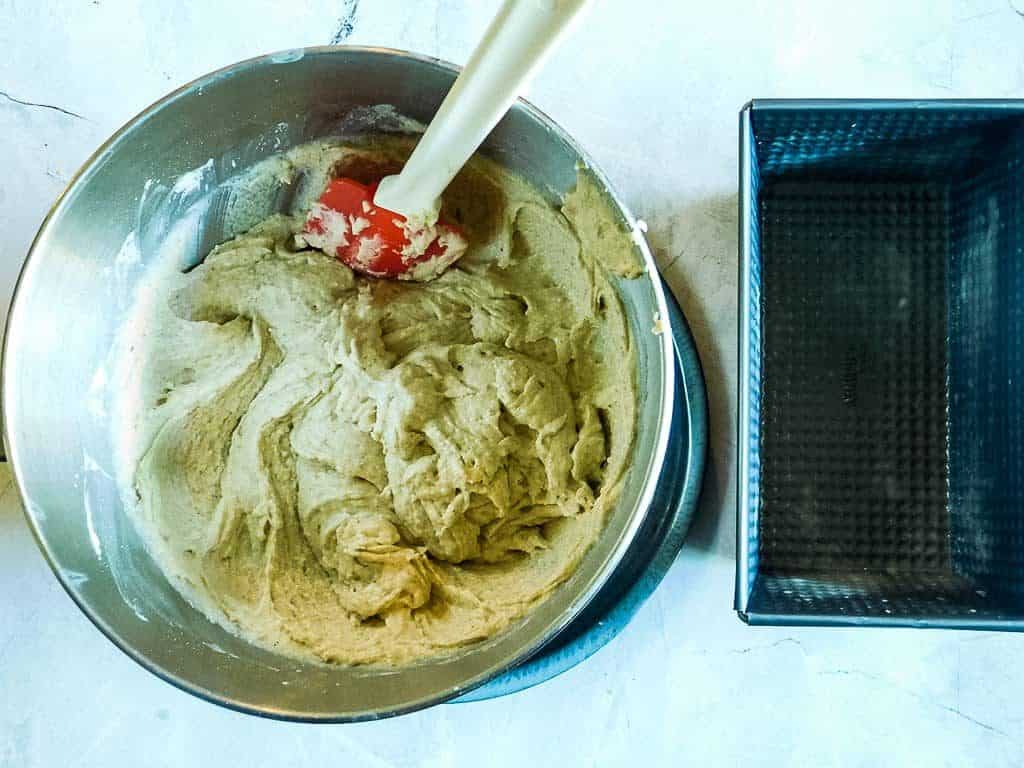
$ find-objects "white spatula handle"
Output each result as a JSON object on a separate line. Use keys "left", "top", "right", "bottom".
{"left": 374, "top": 0, "right": 590, "bottom": 220}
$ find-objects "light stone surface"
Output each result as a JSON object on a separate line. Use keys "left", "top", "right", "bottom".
{"left": 3, "top": 0, "right": 1024, "bottom": 765}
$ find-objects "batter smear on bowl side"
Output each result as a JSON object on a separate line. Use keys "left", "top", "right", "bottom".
{"left": 122, "top": 139, "right": 640, "bottom": 665}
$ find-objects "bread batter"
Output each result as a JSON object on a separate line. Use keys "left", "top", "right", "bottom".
{"left": 125, "top": 140, "right": 638, "bottom": 665}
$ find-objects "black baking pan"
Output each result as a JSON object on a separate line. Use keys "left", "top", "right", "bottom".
{"left": 737, "top": 99, "right": 1024, "bottom": 628}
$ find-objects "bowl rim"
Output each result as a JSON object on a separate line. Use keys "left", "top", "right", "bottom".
{"left": 4, "top": 44, "right": 676, "bottom": 721}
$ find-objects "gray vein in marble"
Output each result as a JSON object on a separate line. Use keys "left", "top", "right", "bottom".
{"left": 659, "top": 246, "right": 685, "bottom": 272}
{"left": 820, "top": 669, "right": 1011, "bottom": 739}
{"left": 689, "top": 637, "right": 806, "bottom": 657}
{"left": 728, "top": 637, "right": 806, "bottom": 656}
{"left": 330, "top": 0, "right": 360, "bottom": 44}
{"left": 958, "top": 9, "right": 1002, "bottom": 23}
{"left": 0, "top": 90, "right": 85, "bottom": 121}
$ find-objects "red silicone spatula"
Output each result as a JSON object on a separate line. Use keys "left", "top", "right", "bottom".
{"left": 302, "top": 0, "right": 590, "bottom": 281}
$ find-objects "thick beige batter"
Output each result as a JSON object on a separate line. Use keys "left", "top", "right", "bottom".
{"left": 127, "top": 140, "right": 638, "bottom": 665}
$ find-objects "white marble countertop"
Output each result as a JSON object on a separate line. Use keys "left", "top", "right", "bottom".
{"left": 3, "top": 1, "right": 1024, "bottom": 765}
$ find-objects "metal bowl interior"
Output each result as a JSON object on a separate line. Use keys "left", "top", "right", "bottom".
{"left": 3, "top": 47, "right": 674, "bottom": 721}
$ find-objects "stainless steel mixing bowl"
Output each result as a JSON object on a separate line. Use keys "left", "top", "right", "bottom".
{"left": 4, "top": 47, "right": 675, "bottom": 720}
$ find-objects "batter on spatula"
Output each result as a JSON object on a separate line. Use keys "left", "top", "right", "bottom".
{"left": 120, "top": 139, "right": 640, "bottom": 665}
